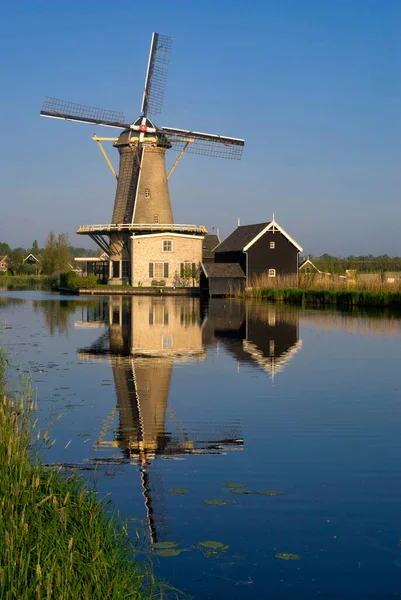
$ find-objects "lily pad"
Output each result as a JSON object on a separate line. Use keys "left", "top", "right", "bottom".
{"left": 168, "top": 488, "right": 188, "bottom": 495}
{"left": 204, "top": 499, "right": 231, "bottom": 505}
{"left": 155, "top": 548, "right": 184, "bottom": 557}
{"left": 152, "top": 541, "right": 179, "bottom": 550}
{"left": 275, "top": 553, "right": 302, "bottom": 561}
{"left": 199, "top": 541, "right": 229, "bottom": 551}
{"left": 222, "top": 482, "right": 246, "bottom": 488}
{"left": 230, "top": 488, "right": 253, "bottom": 495}
{"left": 257, "top": 490, "right": 284, "bottom": 496}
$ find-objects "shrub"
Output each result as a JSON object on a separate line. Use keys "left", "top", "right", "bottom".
{"left": 60, "top": 272, "right": 98, "bottom": 290}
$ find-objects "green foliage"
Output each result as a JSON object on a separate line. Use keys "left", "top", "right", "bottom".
{"left": 6, "top": 249, "right": 24, "bottom": 275}
{"left": 60, "top": 272, "right": 98, "bottom": 290}
{"left": 0, "top": 350, "right": 152, "bottom": 599}
{"left": 275, "top": 553, "right": 302, "bottom": 560}
{"left": 0, "top": 242, "right": 11, "bottom": 255}
{"left": 306, "top": 254, "right": 401, "bottom": 274}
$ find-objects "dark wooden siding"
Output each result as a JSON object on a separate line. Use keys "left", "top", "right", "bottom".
{"left": 247, "top": 231, "right": 298, "bottom": 277}
{"left": 214, "top": 250, "right": 246, "bottom": 273}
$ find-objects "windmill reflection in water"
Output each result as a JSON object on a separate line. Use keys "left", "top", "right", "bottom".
{"left": 77, "top": 296, "right": 243, "bottom": 543}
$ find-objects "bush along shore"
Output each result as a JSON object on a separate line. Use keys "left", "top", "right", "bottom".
{"left": 0, "top": 349, "right": 159, "bottom": 600}
{"left": 245, "top": 287, "right": 401, "bottom": 308}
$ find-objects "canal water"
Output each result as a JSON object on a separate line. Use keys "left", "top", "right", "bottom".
{"left": 1, "top": 290, "right": 401, "bottom": 599}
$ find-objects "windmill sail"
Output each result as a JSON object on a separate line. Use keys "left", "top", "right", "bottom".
{"left": 40, "top": 97, "right": 129, "bottom": 129}
{"left": 162, "top": 126, "right": 244, "bottom": 160}
{"left": 141, "top": 33, "right": 173, "bottom": 117}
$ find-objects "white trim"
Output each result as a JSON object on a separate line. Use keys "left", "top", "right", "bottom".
{"left": 162, "top": 126, "right": 244, "bottom": 143}
{"left": 131, "top": 232, "right": 205, "bottom": 241}
{"left": 242, "top": 219, "right": 303, "bottom": 252}
{"left": 299, "top": 258, "right": 321, "bottom": 273}
{"left": 200, "top": 262, "right": 208, "bottom": 277}
{"left": 141, "top": 32, "right": 155, "bottom": 114}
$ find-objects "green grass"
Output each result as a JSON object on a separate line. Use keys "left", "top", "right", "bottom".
{"left": 245, "top": 287, "right": 401, "bottom": 308}
{"left": 0, "top": 349, "right": 167, "bottom": 600}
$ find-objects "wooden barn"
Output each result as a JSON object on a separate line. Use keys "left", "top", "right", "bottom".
{"left": 214, "top": 217, "right": 303, "bottom": 284}
{"left": 200, "top": 263, "right": 245, "bottom": 297}
{"left": 202, "top": 234, "right": 220, "bottom": 264}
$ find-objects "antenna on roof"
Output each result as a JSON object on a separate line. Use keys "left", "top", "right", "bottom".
{"left": 217, "top": 227, "right": 220, "bottom": 238}
{"left": 237, "top": 218, "right": 241, "bottom": 227}
{"left": 272, "top": 212, "right": 275, "bottom": 222}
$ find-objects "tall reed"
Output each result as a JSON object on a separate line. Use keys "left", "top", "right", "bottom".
{"left": 0, "top": 348, "right": 161, "bottom": 600}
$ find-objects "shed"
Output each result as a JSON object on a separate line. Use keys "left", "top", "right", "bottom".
{"left": 202, "top": 234, "right": 220, "bottom": 263}
{"left": 214, "top": 217, "right": 303, "bottom": 284}
{"left": 0, "top": 255, "right": 8, "bottom": 273}
{"left": 200, "top": 262, "right": 245, "bottom": 297}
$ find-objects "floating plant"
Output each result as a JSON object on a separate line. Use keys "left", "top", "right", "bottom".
{"left": 167, "top": 488, "right": 188, "bottom": 495}
{"left": 275, "top": 553, "right": 302, "bottom": 561}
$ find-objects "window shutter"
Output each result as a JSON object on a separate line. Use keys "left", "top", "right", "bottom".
{"left": 192, "top": 263, "right": 196, "bottom": 277}
{"left": 149, "top": 263, "right": 153, "bottom": 278}
{"left": 164, "top": 263, "right": 169, "bottom": 278}
{"left": 149, "top": 310, "right": 153, "bottom": 325}
{"left": 180, "top": 263, "right": 184, "bottom": 277}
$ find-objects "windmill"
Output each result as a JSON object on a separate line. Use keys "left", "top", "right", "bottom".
{"left": 40, "top": 33, "right": 245, "bottom": 283}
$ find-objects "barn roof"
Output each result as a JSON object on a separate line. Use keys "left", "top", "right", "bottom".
{"left": 215, "top": 218, "right": 303, "bottom": 253}
{"left": 214, "top": 223, "right": 269, "bottom": 253}
{"left": 201, "top": 262, "right": 245, "bottom": 278}
{"left": 202, "top": 234, "right": 220, "bottom": 259}
{"left": 0, "top": 255, "right": 7, "bottom": 261}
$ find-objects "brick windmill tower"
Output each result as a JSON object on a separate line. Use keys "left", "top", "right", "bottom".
{"left": 40, "top": 33, "right": 244, "bottom": 285}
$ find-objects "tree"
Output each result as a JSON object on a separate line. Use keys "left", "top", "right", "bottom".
{"left": 31, "top": 240, "right": 40, "bottom": 255}
{"left": 7, "top": 250, "right": 24, "bottom": 275}
{"left": 0, "top": 242, "right": 11, "bottom": 255}
{"left": 57, "top": 233, "right": 71, "bottom": 272}
{"left": 42, "top": 231, "right": 58, "bottom": 275}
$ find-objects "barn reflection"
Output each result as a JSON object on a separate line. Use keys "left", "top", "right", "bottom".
{"left": 202, "top": 299, "right": 302, "bottom": 379}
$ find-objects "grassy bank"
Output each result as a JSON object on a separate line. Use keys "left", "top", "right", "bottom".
{"left": 0, "top": 275, "right": 51, "bottom": 286}
{"left": 0, "top": 350, "right": 154, "bottom": 599}
{"left": 246, "top": 287, "right": 401, "bottom": 308}
{"left": 244, "top": 274, "right": 401, "bottom": 308}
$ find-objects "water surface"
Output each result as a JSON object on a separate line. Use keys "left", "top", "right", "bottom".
{"left": 1, "top": 290, "right": 401, "bottom": 599}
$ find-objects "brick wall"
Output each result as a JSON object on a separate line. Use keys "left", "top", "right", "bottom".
{"left": 131, "top": 234, "right": 203, "bottom": 287}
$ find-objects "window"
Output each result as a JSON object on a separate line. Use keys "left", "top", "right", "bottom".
{"left": 112, "top": 261, "right": 120, "bottom": 278}
{"left": 154, "top": 214, "right": 159, "bottom": 223}
{"left": 162, "top": 335, "right": 173, "bottom": 349}
{"left": 122, "top": 260, "right": 130, "bottom": 278}
{"left": 149, "top": 262, "right": 169, "bottom": 278}
{"left": 180, "top": 262, "right": 196, "bottom": 278}
{"left": 268, "top": 269, "right": 276, "bottom": 277}
{"left": 145, "top": 189, "right": 151, "bottom": 198}
{"left": 149, "top": 305, "right": 168, "bottom": 326}
{"left": 162, "top": 240, "right": 173, "bottom": 252}
{"left": 270, "top": 241, "right": 275, "bottom": 249}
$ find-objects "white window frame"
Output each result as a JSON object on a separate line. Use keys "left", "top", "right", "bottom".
{"left": 154, "top": 262, "right": 164, "bottom": 278}
{"left": 270, "top": 241, "right": 275, "bottom": 249}
{"left": 162, "top": 240, "right": 173, "bottom": 252}
{"left": 268, "top": 268, "right": 276, "bottom": 277}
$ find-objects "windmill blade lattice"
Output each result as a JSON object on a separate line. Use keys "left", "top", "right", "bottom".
{"left": 141, "top": 33, "right": 173, "bottom": 116}
{"left": 40, "top": 97, "right": 129, "bottom": 129}
{"left": 162, "top": 126, "right": 244, "bottom": 160}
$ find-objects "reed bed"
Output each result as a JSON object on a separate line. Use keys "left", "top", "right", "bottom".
{"left": 245, "top": 274, "right": 401, "bottom": 308}
{"left": 0, "top": 349, "right": 160, "bottom": 600}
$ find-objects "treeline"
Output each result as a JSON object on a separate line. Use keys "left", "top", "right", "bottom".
{"left": 0, "top": 233, "right": 99, "bottom": 276}
{"left": 307, "top": 255, "right": 401, "bottom": 274}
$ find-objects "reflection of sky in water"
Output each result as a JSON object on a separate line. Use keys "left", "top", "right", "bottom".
{"left": 1, "top": 291, "right": 401, "bottom": 599}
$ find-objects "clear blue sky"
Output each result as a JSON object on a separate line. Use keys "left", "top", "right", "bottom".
{"left": 0, "top": 0, "right": 399, "bottom": 255}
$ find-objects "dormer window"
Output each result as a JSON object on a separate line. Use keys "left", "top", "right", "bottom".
{"left": 145, "top": 189, "right": 151, "bottom": 198}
